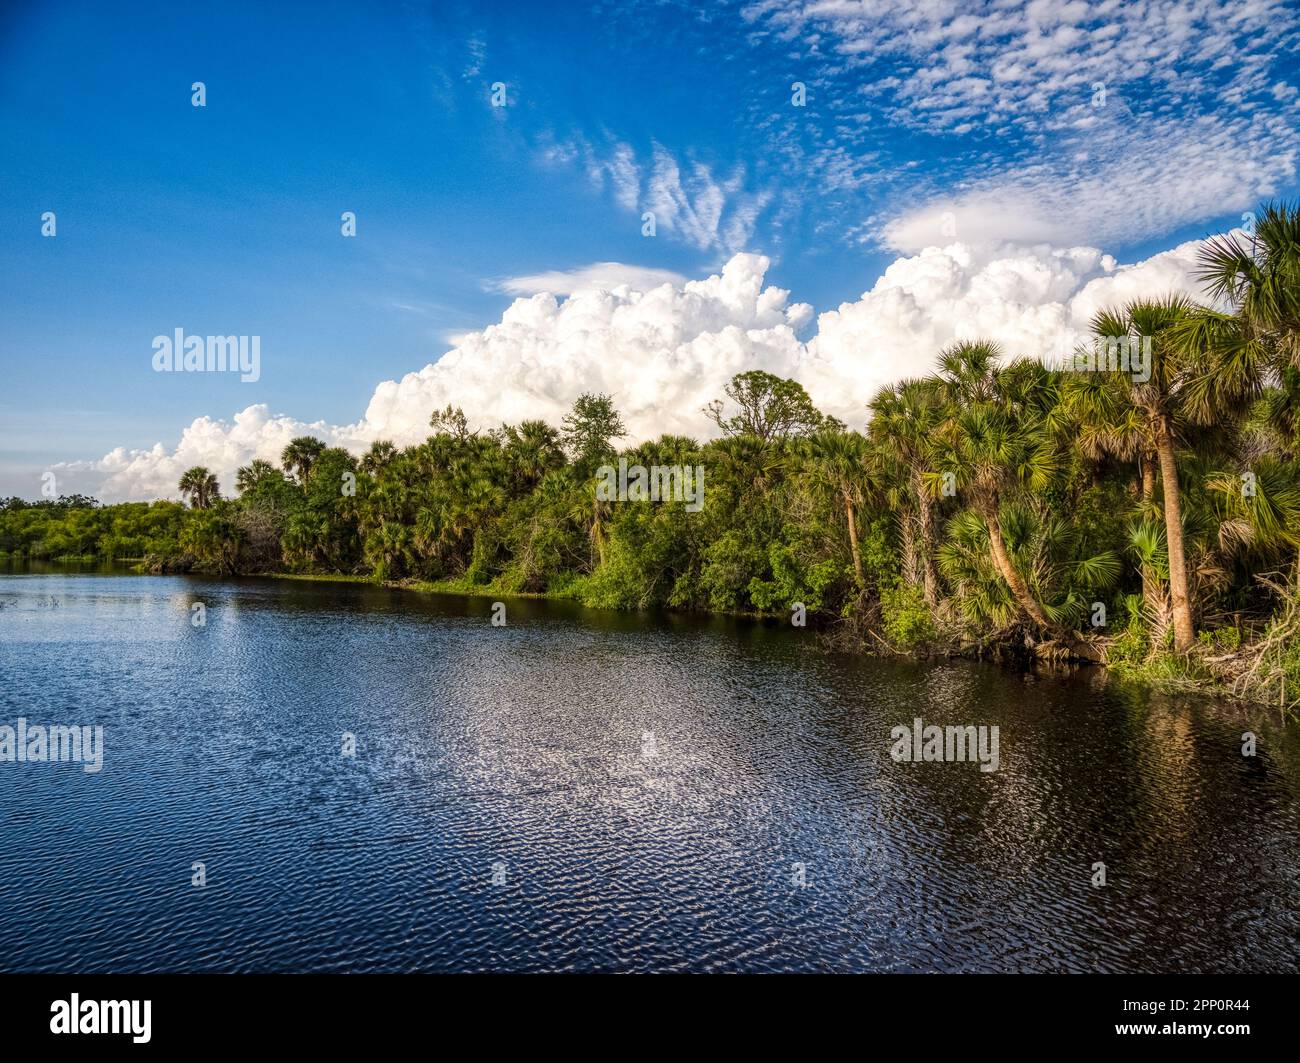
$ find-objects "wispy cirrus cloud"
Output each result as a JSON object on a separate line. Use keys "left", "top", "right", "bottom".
{"left": 523, "top": 1, "right": 1299, "bottom": 261}
{"left": 540, "top": 134, "right": 778, "bottom": 253}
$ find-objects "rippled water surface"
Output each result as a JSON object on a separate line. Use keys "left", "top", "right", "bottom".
{"left": 2, "top": 568, "right": 1298, "bottom": 972}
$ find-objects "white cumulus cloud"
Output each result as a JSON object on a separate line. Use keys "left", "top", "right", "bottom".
{"left": 493, "top": 262, "right": 688, "bottom": 296}
{"left": 62, "top": 237, "right": 1218, "bottom": 502}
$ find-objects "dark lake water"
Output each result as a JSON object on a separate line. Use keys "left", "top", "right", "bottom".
{"left": 2, "top": 566, "right": 1298, "bottom": 973}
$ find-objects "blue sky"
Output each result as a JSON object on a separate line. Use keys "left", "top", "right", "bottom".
{"left": 2, "top": 0, "right": 1298, "bottom": 500}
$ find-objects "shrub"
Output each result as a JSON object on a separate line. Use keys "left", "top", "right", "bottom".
{"left": 880, "top": 582, "right": 937, "bottom": 650}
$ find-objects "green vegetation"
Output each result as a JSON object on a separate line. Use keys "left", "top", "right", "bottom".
{"left": 0, "top": 495, "right": 188, "bottom": 562}
{"left": 5, "top": 202, "right": 1300, "bottom": 710}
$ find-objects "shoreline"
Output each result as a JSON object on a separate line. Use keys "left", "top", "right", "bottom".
{"left": 1, "top": 559, "right": 1290, "bottom": 715}
{"left": 267, "top": 570, "right": 784, "bottom": 618}
{"left": 263, "top": 569, "right": 1283, "bottom": 716}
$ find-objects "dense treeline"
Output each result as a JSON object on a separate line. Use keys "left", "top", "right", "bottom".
{"left": 0, "top": 496, "right": 189, "bottom": 561}
{"left": 5, "top": 204, "right": 1300, "bottom": 707}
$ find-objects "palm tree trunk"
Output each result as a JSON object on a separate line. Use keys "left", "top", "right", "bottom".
{"left": 1140, "top": 452, "right": 1156, "bottom": 503}
{"left": 914, "top": 470, "right": 941, "bottom": 608}
{"left": 899, "top": 511, "right": 919, "bottom": 587}
{"left": 983, "top": 502, "right": 1054, "bottom": 632}
{"left": 1133, "top": 452, "right": 1162, "bottom": 607}
{"left": 1154, "top": 417, "right": 1195, "bottom": 651}
{"left": 591, "top": 498, "right": 606, "bottom": 568}
{"left": 1141, "top": 562, "right": 1171, "bottom": 641}
{"left": 841, "top": 483, "right": 864, "bottom": 587}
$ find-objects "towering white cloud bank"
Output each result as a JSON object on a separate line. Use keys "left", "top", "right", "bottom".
{"left": 63, "top": 237, "right": 1213, "bottom": 502}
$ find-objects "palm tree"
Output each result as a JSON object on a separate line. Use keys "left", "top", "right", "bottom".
{"left": 712, "top": 434, "right": 785, "bottom": 495}
{"left": 235, "top": 459, "right": 277, "bottom": 494}
{"left": 1127, "top": 518, "right": 1172, "bottom": 641}
{"left": 178, "top": 466, "right": 220, "bottom": 510}
{"left": 869, "top": 378, "right": 945, "bottom": 606}
{"left": 1060, "top": 359, "right": 1165, "bottom": 617}
{"left": 1187, "top": 200, "right": 1300, "bottom": 573}
{"left": 937, "top": 503, "right": 1119, "bottom": 640}
{"left": 1206, "top": 455, "right": 1300, "bottom": 573}
{"left": 359, "top": 440, "right": 397, "bottom": 476}
{"left": 412, "top": 505, "right": 444, "bottom": 567}
{"left": 1195, "top": 201, "right": 1300, "bottom": 368}
{"left": 364, "top": 522, "right": 412, "bottom": 580}
{"left": 804, "top": 430, "right": 870, "bottom": 587}
{"left": 280, "top": 436, "right": 326, "bottom": 487}
{"left": 1060, "top": 368, "right": 1157, "bottom": 500}
{"left": 503, "top": 420, "right": 566, "bottom": 493}
{"left": 925, "top": 342, "right": 1061, "bottom": 634}
{"left": 1089, "top": 296, "right": 1245, "bottom": 650}
{"left": 454, "top": 475, "right": 504, "bottom": 537}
